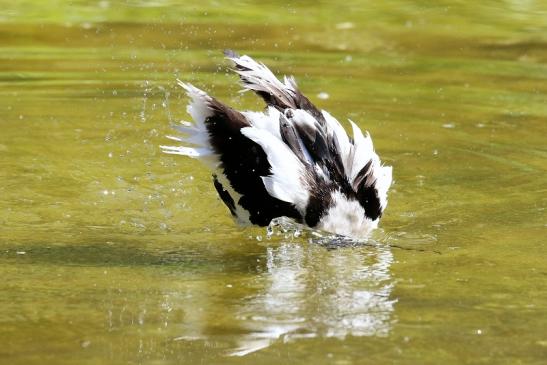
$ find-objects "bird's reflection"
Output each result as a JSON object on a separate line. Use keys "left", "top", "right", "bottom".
{"left": 231, "top": 239, "right": 395, "bottom": 356}
{"left": 101, "top": 234, "right": 396, "bottom": 359}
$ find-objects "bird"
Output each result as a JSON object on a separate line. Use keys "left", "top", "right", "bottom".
{"left": 161, "top": 50, "right": 392, "bottom": 238}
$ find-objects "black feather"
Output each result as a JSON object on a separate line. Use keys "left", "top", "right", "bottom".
{"left": 291, "top": 119, "right": 329, "bottom": 162}
{"left": 278, "top": 114, "right": 310, "bottom": 166}
{"left": 213, "top": 175, "right": 236, "bottom": 216}
{"left": 203, "top": 96, "right": 303, "bottom": 226}
{"left": 353, "top": 161, "right": 382, "bottom": 220}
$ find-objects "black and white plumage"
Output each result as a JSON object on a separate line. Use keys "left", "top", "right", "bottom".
{"left": 161, "top": 50, "right": 392, "bottom": 238}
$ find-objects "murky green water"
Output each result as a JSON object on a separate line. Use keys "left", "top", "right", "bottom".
{"left": 1, "top": 1, "right": 546, "bottom": 364}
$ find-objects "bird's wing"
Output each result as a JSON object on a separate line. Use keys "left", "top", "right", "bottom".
{"left": 161, "top": 81, "right": 306, "bottom": 226}
{"left": 225, "top": 50, "right": 391, "bottom": 217}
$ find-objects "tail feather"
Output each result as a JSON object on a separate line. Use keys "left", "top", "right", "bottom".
{"left": 160, "top": 82, "right": 216, "bottom": 164}
{"left": 224, "top": 50, "right": 298, "bottom": 109}
{"left": 224, "top": 49, "right": 327, "bottom": 128}
{"left": 177, "top": 80, "right": 213, "bottom": 126}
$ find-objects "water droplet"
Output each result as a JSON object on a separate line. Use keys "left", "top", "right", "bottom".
{"left": 336, "top": 22, "right": 355, "bottom": 30}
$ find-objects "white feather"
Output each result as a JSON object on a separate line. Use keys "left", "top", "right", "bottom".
{"left": 376, "top": 165, "right": 393, "bottom": 211}
{"left": 289, "top": 109, "right": 316, "bottom": 130}
{"left": 177, "top": 80, "right": 213, "bottom": 126}
{"left": 322, "top": 110, "right": 352, "bottom": 172}
{"left": 240, "top": 127, "right": 309, "bottom": 212}
{"left": 243, "top": 107, "right": 316, "bottom": 167}
{"left": 242, "top": 107, "right": 282, "bottom": 140}
{"left": 160, "top": 81, "right": 219, "bottom": 168}
{"left": 348, "top": 120, "right": 372, "bottom": 181}
{"left": 226, "top": 54, "right": 297, "bottom": 107}
{"left": 318, "top": 190, "right": 379, "bottom": 238}
{"left": 347, "top": 120, "right": 392, "bottom": 211}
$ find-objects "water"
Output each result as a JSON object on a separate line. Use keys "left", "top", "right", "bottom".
{"left": 1, "top": 1, "right": 546, "bottom": 364}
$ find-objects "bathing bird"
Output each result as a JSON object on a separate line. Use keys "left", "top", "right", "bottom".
{"left": 161, "top": 50, "right": 392, "bottom": 238}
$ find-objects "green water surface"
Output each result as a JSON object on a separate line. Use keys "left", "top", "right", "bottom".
{"left": 1, "top": 1, "right": 546, "bottom": 364}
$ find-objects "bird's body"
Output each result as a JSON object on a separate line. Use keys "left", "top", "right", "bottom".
{"left": 161, "top": 51, "right": 392, "bottom": 238}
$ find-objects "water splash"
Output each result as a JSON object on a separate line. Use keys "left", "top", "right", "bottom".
{"left": 139, "top": 82, "right": 174, "bottom": 125}
{"left": 265, "top": 217, "right": 380, "bottom": 249}
{"left": 140, "top": 80, "right": 150, "bottom": 123}
{"left": 266, "top": 216, "right": 303, "bottom": 240}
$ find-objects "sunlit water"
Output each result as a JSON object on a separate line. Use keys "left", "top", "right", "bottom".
{"left": 1, "top": 1, "right": 546, "bottom": 364}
